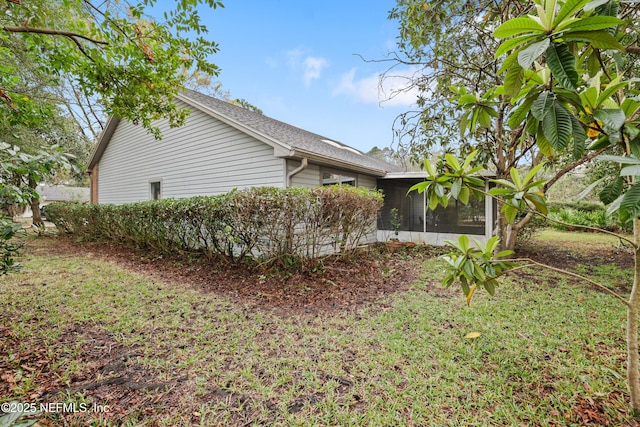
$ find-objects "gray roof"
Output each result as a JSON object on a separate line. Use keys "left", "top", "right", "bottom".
{"left": 178, "top": 90, "right": 402, "bottom": 175}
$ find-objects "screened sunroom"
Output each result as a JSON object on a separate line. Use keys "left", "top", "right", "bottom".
{"left": 376, "top": 172, "right": 495, "bottom": 246}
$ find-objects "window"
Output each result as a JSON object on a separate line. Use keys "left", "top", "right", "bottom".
{"left": 377, "top": 179, "right": 425, "bottom": 232}
{"left": 426, "top": 196, "right": 486, "bottom": 235}
{"left": 321, "top": 170, "right": 356, "bottom": 186}
{"left": 150, "top": 181, "right": 162, "bottom": 200}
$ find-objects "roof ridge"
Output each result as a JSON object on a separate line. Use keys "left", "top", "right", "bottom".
{"left": 180, "top": 89, "right": 402, "bottom": 174}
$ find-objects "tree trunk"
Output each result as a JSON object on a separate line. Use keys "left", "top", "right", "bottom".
{"left": 628, "top": 217, "right": 640, "bottom": 415}
{"left": 28, "top": 176, "right": 43, "bottom": 227}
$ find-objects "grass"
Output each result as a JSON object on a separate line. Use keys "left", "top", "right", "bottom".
{"left": 535, "top": 228, "right": 632, "bottom": 245}
{"left": 0, "top": 235, "right": 636, "bottom": 426}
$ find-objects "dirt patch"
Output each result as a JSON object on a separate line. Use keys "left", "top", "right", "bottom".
{"left": 27, "top": 235, "right": 431, "bottom": 316}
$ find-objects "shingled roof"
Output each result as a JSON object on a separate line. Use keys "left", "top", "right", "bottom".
{"left": 177, "top": 90, "right": 402, "bottom": 175}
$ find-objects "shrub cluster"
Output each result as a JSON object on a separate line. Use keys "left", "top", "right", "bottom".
{"left": 45, "top": 186, "right": 383, "bottom": 271}
{"left": 547, "top": 202, "right": 630, "bottom": 233}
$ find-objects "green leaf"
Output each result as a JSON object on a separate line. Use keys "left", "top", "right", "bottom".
{"left": 584, "top": 0, "right": 610, "bottom": 11}
{"left": 493, "top": 17, "right": 546, "bottom": 38}
{"left": 458, "top": 187, "right": 470, "bottom": 205}
{"left": 599, "top": 176, "right": 624, "bottom": 205}
{"left": 606, "top": 194, "right": 623, "bottom": 216}
{"left": 554, "top": 0, "right": 592, "bottom": 26}
{"left": 504, "top": 63, "right": 524, "bottom": 97}
{"left": 556, "top": 15, "right": 623, "bottom": 32}
{"left": 620, "top": 184, "right": 640, "bottom": 223}
{"left": 458, "top": 94, "right": 479, "bottom": 105}
{"left": 463, "top": 259, "right": 475, "bottom": 279}
{"left": 622, "top": 98, "right": 640, "bottom": 118}
{"left": 595, "top": 0, "right": 619, "bottom": 16}
{"left": 428, "top": 193, "right": 440, "bottom": 210}
{"left": 523, "top": 162, "right": 546, "bottom": 185}
{"left": 596, "top": 78, "right": 628, "bottom": 107}
{"left": 621, "top": 165, "right": 640, "bottom": 176}
{"left": 510, "top": 167, "right": 523, "bottom": 189}
{"left": 571, "top": 114, "right": 587, "bottom": 159}
{"left": 536, "top": 131, "right": 555, "bottom": 156}
{"left": 525, "top": 192, "right": 548, "bottom": 214}
{"left": 445, "top": 153, "right": 461, "bottom": 170}
{"left": 630, "top": 135, "right": 640, "bottom": 159}
{"left": 577, "top": 177, "right": 605, "bottom": 200}
{"left": 478, "top": 107, "right": 493, "bottom": 128}
{"left": 580, "top": 86, "right": 598, "bottom": 110}
{"left": 457, "top": 235, "right": 470, "bottom": 252}
{"left": 495, "top": 249, "right": 515, "bottom": 258}
{"left": 541, "top": 101, "right": 573, "bottom": 150}
{"left": 508, "top": 96, "right": 536, "bottom": 129}
{"left": 461, "top": 280, "right": 471, "bottom": 297}
{"left": 518, "top": 38, "right": 550, "bottom": 69}
{"left": 546, "top": 43, "right": 578, "bottom": 90}
{"left": 587, "top": 135, "right": 611, "bottom": 150}
{"left": 561, "top": 30, "right": 625, "bottom": 50}
{"left": 531, "top": 91, "right": 555, "bottom": 121}
{"left": 462, "top": 150, "right": 479, "bottom": 169}
{"left": 593, "top": 109, "right": 626, "bottom": 133}
{"left": 495, "top": 35, "right": 538, "bottom": 58}
{"left": 451, "top": 179, "right": 462, "bottom": 199}
{"left": 502, "top": 203, "right": 519, "bottom": 223}
{"left": 484, "top": 279, "right": 497, "bottom": 296}
{"left": 597, "top": 154, "right": 640, "bottom": 165}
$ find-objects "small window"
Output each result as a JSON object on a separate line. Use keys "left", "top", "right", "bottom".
{"left": 321, "top": 171, "right": 356, "bottom": 186}
{"left": 150, "top": 181, "right": 162, "bottom": 200}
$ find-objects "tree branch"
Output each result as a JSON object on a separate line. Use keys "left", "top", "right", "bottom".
{"left": 627, "top": 46, "right": 640, "bottom": 56}
{"left": 543, "top": 146, "right": 610, "bottom": 192}
{"left": 2, "top": 25, "right": 108, "bottom": 45}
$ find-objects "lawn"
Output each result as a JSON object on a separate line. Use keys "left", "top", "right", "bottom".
{"left": 0, "top": 232, "right": 637, "bottom": 426}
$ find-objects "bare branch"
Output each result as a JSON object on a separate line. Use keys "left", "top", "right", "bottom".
{"left": 543, "top": 146, "right": 610, "bottom": 191}
{"left": 2, "top": 25, "right": 108, "bottom": 45}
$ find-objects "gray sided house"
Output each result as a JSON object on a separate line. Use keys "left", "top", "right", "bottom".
{"left": 87, "top": 90, "right": 400, "bottom": 204}
{"left": 87, "top": 89, "right": 495, "bottom": 245}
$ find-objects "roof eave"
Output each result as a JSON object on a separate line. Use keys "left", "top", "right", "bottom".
{"left": 286, "top": 149, "right": 390, "bottom": 177}
{"left": 86, "top": 117, "right": 120, "bottom": 172}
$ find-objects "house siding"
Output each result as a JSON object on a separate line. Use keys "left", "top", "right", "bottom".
{"left": 287, "top": 160, "right": 321, "bottom": 187}
{"left": 97, "top": 103, "right": 285, "bottom": 204}
{"left": 357, "top": 174, "right": 377, "bottom": 189}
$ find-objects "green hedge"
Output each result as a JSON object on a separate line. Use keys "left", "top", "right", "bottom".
{"left": 45, "top": 186, "right": 383, "bottom": 271}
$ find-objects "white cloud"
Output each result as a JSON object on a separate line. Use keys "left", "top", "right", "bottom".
{"left": 332, "top": 67, "right": 423, "bottom": 107}
{"left": 303, "top": 56, "right": 329, "bottom": 86}
{"left": 283, "top": 49, "right": 329, "bottom": 86}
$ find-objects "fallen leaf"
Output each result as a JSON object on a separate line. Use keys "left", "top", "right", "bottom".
{"left": 465, "top": 332, "right": 482, "bottom": 339}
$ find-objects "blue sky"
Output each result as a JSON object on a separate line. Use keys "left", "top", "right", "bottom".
{"left": 186, "top": 0, "right": 420, "bottom": 153}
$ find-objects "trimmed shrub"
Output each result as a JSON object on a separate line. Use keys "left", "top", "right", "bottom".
{"left": 45, "top": 186, "right": 383, "bottom": 271}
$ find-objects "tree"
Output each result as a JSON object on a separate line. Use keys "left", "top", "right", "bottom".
{"left": 0, "top": 0, "right": 224, "bottom": 273}
{"left": 387, "top": 0, "right": 639, "bottom": 250}
{"left": 411, "top": 0, "right": 640, "bottom": 415}
{"left": 1, "top": 0, "right": 223, "bottom": 138}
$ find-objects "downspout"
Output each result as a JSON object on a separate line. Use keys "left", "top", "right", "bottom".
{"left": 286, "top": 158, "right": 308, "bottom": 187}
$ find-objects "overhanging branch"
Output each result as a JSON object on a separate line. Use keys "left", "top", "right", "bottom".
{"left": 2, "top": 25, "right": 108, "bottom": 45}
